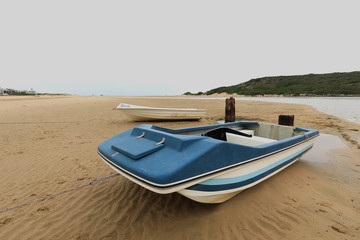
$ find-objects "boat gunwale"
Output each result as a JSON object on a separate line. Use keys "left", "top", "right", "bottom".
{"left": 116, "top": 103, "right": 206, "bottom": 112}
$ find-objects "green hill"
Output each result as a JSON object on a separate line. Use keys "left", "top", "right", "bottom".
{"left": 202, "top": 71, "right": 360, "bottom": 96}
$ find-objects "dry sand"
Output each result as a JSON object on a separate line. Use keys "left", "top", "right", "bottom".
{"left": 0, "top": 95, "right": 359, "bottom": 240}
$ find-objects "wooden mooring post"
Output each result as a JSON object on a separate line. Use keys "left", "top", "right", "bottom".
{"left": 225, "top": 97, "right": 235, "bottom": 123}
{"left": 278, "top": 115, "right": 294, "bottom": 126}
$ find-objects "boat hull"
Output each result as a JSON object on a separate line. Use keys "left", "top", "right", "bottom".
{"left": 116, "top": 103, "right": 206, "bottom": 121}
{"left": 99, "top": 137, "right": 315, "bottom": 204}
{"left": 123, "top": 109, "right": 206, "bottom": 121}
{"left": 178, "top": 140, "right": 314, "bottom": 203}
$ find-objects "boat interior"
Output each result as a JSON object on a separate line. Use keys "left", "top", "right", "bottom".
{"left": 180, "top": 123, "right": 306, "bottom": 147}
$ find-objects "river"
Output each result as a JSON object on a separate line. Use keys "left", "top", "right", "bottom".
{"left": 232, "top": 97, "right": 360, "bottom": 124}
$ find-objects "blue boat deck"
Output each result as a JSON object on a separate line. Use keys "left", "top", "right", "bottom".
{"left": 97, "top": 121, "right": 319, "bottom": 188}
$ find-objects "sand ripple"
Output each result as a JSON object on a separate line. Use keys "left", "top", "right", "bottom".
{"left": 1, "top": 96, "right": 359, "bottom": 239}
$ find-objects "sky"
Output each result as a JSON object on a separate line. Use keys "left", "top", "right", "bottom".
{"left": 1, "top": 1, "right": 359, "bottom": 95}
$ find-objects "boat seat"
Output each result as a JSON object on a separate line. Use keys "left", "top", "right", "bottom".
{"left": 202, "top": 127, "right": 253, "bottom": 141}
{"left": 226, "top": 132, "right": 276, "bottom": 146}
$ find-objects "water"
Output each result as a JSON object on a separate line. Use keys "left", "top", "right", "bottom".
{"left": 233, "top": 97, "right": 360, "bottom": 124}
{"left": 302, "top": 134, "right": 348, "bottom": 162}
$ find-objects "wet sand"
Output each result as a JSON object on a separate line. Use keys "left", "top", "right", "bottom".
{"left": 0, "top": 95, "right": 359, "bottom": 239}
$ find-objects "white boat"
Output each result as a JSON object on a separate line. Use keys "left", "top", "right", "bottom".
{"left": 115, "top": 103, "right": 206, "bottom": 121}
{"left": 98, "top": 121, "right": 319, "bottom": 203}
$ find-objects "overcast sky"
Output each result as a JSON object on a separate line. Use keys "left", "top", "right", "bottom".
{"left": 1, "top": 1, "right": 359, "bottom": 95}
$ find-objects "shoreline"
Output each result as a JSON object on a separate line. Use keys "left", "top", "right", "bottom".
{"left": 114, "top": 95, "right": 360, "bottom": 127}
{"left": 1, "top": 95, "right": 359, "bottom": 145}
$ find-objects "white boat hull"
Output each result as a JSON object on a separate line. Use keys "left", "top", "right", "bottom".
{"left": 177, "top": 139, "right": 314, "bottom": 203}
{"left": 115, "top": 103, "right": 206, "bottom": 121}
{"left": 99, "top": 138, "right": 315, "bottom": 204}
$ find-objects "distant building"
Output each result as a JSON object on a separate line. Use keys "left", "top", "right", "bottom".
{"left": 0, "top": 87, "right": 36, "bottom": 95}
{"left": 6, "top": 89, "right": 16, "bottom": 94}
{"left": 1, "top": 88, "right": 14, "bottom": 94}
{"left": 27, "top": 88, "right": 36, "bottom": 94}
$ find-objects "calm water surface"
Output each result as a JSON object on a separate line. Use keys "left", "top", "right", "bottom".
{"left": 233, "top": 97, "right": 360, "bottom": 124}
{"left": 302, "top": 134, "right": 348, "bottom": 162}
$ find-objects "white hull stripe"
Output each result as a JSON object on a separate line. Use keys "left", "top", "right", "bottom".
{"left": 187, "top": 144, "right": 313, "bottom": 191}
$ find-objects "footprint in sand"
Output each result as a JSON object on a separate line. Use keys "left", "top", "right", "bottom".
{"left": 0, "top": 217, "right": 12, "bottom": 225}
{"left": 315, "top": 208, "right": 327, "bottom": 213}
{"left": 37, "top": 207, "right": 50, "bottom": 212}
{"left": 288, "top": 196, "right": 298, "bottom": 203}
{"left": 331, "top": 225, "right": 346, "bottom": 234}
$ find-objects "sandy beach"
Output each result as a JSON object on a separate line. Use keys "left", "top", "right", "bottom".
{"left": 0, "top": 95, "right": 359, "bottom": 240}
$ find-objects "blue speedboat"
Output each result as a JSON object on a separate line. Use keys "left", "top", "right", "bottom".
{"left": 98, "top": 121, "right": 319, "bottom": 203}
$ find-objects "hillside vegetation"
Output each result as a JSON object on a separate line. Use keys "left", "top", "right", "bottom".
{"left": 199, "top": 71, "right": 360, "bottom": 96}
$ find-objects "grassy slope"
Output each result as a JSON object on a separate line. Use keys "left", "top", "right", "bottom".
{"left": 205, "top": 71, "right": 360, "bottom": 96}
